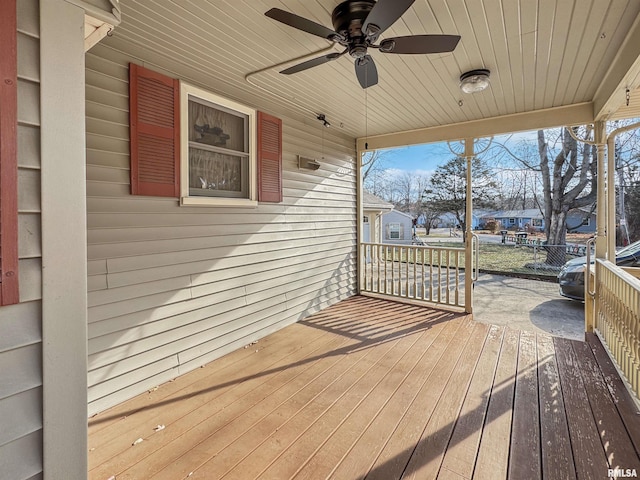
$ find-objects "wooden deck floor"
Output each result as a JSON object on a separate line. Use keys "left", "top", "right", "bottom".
{"left": 88, "top": 296, "right": 640, "bottom": 480}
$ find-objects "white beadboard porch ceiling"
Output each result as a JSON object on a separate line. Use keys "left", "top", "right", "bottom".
{"left": 110, "top": 0, "right": 640, "bottom": 140}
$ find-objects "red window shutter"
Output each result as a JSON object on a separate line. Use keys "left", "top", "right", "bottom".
{"left": 0, "top": 0, "right": 19, "bottom": 305}
{"left": 129, "top": 63, "right": 180, "bottom": 197}
{"left": 257, "top": 111, "right": 283, "bottom": 203}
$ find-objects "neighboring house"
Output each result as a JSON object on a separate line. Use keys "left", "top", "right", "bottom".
{"left": 480, "top": 208, "right": 596, "bottom": 233}
{"left": 382, "top": 210, "right": 414, "bottom": 244}
{"left": 567, "top": 208, "right": 597, "bottom": 233}
{"left": 433, "top": 211, "right": 482, "bottom": 229}
{"left": 363, "top": 191, "right": 393, "bottom": 244}
{"left": 483, "top": 209, "right": 545, "bottom": 231}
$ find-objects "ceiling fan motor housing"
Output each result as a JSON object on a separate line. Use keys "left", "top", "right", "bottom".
{"left": 331, "top": 1, "right": 376, "bottom": 42}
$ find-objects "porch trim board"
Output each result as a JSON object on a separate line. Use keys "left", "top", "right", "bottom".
{"left": 41, "top": 0, "right": 89, "bottom": 478}
{"left": 356, "top": 102, "right": 594, "bottom": 151}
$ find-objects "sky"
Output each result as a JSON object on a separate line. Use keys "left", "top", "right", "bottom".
{"left": 373, "top": 130, "right": 540, "bottom": 179}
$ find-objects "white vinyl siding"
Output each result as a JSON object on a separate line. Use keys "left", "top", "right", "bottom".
{"left": 0, "top": 1, "right": 43, "bottom": 479}
{"left": 382, "top": 210, "right": 412, "bottom": 244}
{"left": 85, "top": 44, "right": 357, "bottom": 415}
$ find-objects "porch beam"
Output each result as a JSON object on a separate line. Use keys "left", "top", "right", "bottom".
{"left": 64, "top": 0, "right": 121, "bottom": 25}
{"left": 356, "top": 103, "right": 593, "bottom": 152}
{"left": 593, "top": 12, "right": 640, "bottom": 121}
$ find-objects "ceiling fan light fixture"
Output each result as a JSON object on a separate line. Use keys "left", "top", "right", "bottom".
{"left": 459, "top": 69, "right": 490, "bottom": 94}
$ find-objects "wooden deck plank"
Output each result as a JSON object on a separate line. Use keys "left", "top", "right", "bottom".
{"left": 87, "top": 321, "right": 299, "bottom": 436}
{"left": 364, "top": 320, "right": 478, "bottom": 480}
{"left": 222, "top": 311, "right": 441, "bottom": 480}
{"left": 586, "top": 333, "right": 640, "bottom": 457}
{"left": 537, "top": 334, "right": 576, "bottom": 480}
{"left": 118, "top": 332, "right": 388, "bottom": 478}
{"left": 473, "top": 328, "right": 520, "bottom": 480}
{"left": 572, "top": 340, "right": 640, "bottom": 470}
{"left": 89, "top": 322, "right": 337, "bottom": 471}
{"left": 438, "top": 325, "right": 504, "bottom": 479}
{"left": 324, "top": 316, "right": 468, "bottom": 480}
{"left": 89, "top": 327, "right": 353, "bottom": 479}
{"left": 149, "top": 304, "right": 448, "bottom": 479}
{"left": 259, "top": 314, "right": 458, "bottom": 480}
{"left": 401, "top": 322, "right": 490, "bottom": 480}
{"left": 509, "top": 330, "right": 541, "bottom": 480}
{"left": 159, "top": 328, "right": 408, "bottom": 479}
{"left": 86, "top": 296, "right": 640, "bottom": 480}
{"left": 554, "top": 336, "right": 609, "bottom": 480}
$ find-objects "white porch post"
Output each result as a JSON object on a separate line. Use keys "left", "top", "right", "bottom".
{"left": 40, "top": 0, "right": 88, "bottom": 478}
{"left": 606, "top": 128, "right": 617, "bottom": 260}
{"left": 595, "top": 121, "right": 608, "bottom": 259}
{"left": 464, "top": 138, "right": 474, "bottom": 314}
{"left": 588, "top": 121, "right": 608, "bottom": 332}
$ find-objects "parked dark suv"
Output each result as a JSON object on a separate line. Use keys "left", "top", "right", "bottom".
{"left": 558, "top": 239, "right": 640, "bottom": 301}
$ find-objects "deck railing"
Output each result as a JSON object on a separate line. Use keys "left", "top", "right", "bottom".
{"left": 360, "top": 242, "right": 467, "bottom": 308}
{"left": 594, "top": 259, "right": 640, "bottom": 398}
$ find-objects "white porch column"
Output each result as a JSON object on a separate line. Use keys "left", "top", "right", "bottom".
{"left": 595, "top": 121, "right": 607, "bottom": 259}
{"left": 40, "top": 0, "right": 88, "bottom": 478}
{"left": 587, "top": 121, "right": 608, "bottom": 333}
{"left": 464, "top": 138, "right": 474, "bottom": 314}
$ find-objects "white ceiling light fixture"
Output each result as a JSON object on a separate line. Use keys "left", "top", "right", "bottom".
{"left": 459, "top": 69, "right": 491, "bottom": 94}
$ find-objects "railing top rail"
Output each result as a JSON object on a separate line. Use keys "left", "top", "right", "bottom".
{"left": 596, "top": 258, "right": 640, "bottom": 292}
{"left": 361, "top": 242, "right": 465, "bottom": 252}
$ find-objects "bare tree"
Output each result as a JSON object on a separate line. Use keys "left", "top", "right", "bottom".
{"left": 537, "top": 128, "right": 597, "bottom": 264}
{"left": 362, "top": 150, "right": 387, "bottom": 184}
{"left": 394, "top": 172, "right": 415, "bottom": 211}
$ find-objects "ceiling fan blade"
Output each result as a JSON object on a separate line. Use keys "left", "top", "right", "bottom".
{"left": 355, "top": 55, "right": 378, "bottom": 89}
{"left": 379, "top": 34, "right": 461, "bottom": 54}
{"left": 280, "top": 52, "right": 343, "bottom": 75}
{"left": 265, "top": 8, "right": 340, "bottom": 41}
{"left": 362, "top": 0, "right": 415, "bottom": 38}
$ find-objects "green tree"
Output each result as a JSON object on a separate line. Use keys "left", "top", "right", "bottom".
{"left": 421, "top": 156, "right": 497, "bottom": 234}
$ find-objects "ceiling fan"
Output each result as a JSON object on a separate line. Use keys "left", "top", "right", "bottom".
{"left": 265, "top": 0, "right": 461, "bottom": 89}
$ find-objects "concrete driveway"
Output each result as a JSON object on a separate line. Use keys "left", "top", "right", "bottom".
{"left": 473, "top": 273, "right": 585, "bottom": 341}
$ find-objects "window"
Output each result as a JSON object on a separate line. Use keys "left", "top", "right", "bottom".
{"left": 129, "top": 64, "right": 282, "bottom": 205}
{"left": 180, "top": 83, "right": 257, "bottom": 206}
{"left": 532, "top": 218, "right": 543, "bottom": 227}
{"left": 363, "top": 215, "right": 369, "bottom": 223}
{"left": 389, "top": 223, "right": 401, "bottom": 239}
{"left": 509, "top": 218, "right": 516, "bottom": 225}
{"left": 585, "top": 217, "right": 591, "bottom": 226}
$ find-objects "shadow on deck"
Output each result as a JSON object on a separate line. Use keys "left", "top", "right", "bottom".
{"left": 88, "top": 295, "right": 640, "bottom": 479}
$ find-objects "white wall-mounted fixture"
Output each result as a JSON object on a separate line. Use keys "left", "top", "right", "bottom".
{"left": 298, "top": 156, "right": 321, "bottom": 170}
{"left": 459, "top": 69, "right": 491, "bottom": 94}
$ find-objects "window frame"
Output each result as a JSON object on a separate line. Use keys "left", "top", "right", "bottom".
{"left": 389, "top": 222, "right": 401, "bottom": 239}
{"left": 179, "top": 82, "right": 257, "bottom": 207}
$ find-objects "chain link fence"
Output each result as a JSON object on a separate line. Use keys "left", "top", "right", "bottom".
{"left": 476, "top": 243, "right": 592, "bottom": 278}
{"left": 419, "top": 240, "right": 592, "bottom": 279}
